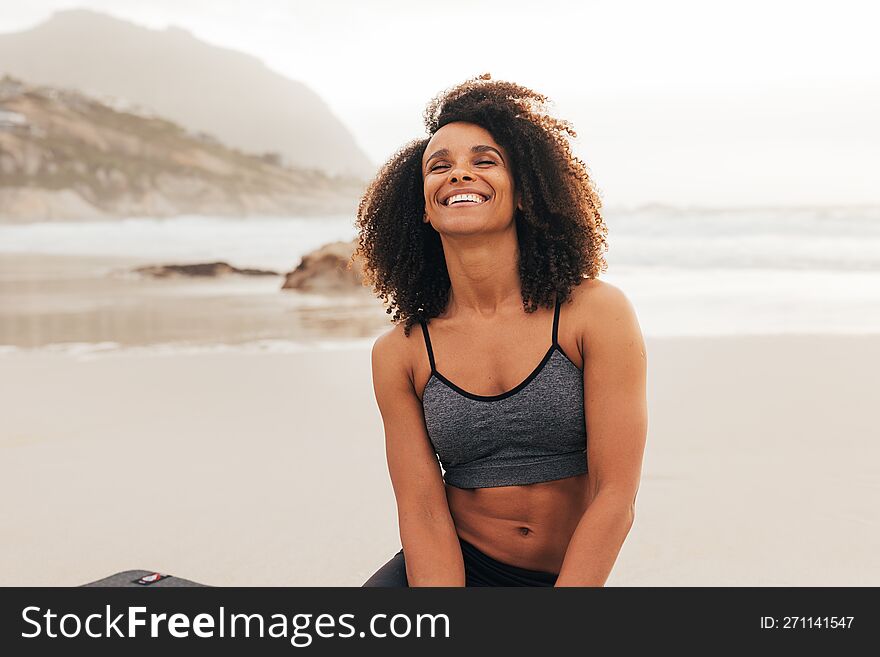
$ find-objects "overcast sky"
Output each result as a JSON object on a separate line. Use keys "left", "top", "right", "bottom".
{"left": 2, "top": 0, "right": 878, "bottom": 208}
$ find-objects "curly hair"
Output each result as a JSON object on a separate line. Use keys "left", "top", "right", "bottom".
{"left": 351, "top": 73, "right": 608, "bottom": 337}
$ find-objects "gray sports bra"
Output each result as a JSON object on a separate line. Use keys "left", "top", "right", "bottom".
{"left": 419, "top": 294, "right": 588, "bottom": 489}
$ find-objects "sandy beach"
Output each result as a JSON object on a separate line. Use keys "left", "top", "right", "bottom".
{"left": 1, "top": 334, "right": 878, "bottom": 586}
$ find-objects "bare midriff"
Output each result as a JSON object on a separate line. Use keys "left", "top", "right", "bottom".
{"left": 445, "top": 472, "right": 592, "bottom": 574}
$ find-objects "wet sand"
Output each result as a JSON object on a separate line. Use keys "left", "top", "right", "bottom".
{"left": 0, "top": 253, "right": 387, "bottom": 348}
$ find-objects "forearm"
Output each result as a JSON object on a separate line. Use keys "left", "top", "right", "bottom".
{"left": 399, "top": 518, "right": 466, "bottom": 587}
{"left": 555, "top": 494, "right": 635, "bottom": 587}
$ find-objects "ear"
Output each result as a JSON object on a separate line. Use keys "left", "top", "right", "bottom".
{"left": 515, "top": 191, "right": 523, "bottom": 212}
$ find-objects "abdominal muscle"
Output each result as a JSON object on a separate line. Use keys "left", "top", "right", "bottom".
{"left": 445, "top": 471, "right": 592, "bottom": 574}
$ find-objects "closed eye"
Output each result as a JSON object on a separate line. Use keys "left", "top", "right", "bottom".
{"left": 429, "top": 160, "right": 496, "bottom": 172}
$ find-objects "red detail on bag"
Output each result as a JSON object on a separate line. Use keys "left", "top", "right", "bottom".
{"left": 134, "top": 572, "right": 171, "bottom": 585}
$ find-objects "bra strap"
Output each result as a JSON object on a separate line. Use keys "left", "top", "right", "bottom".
{"left": 552, "top": 293, "right": 562, "bottom": 346}
{"left": 419, "top": 319, "right": 437, "bottom": 373}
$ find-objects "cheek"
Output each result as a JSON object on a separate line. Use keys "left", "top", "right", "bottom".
{"left": 490, "top": 170, "right": 515, "bottom": 191}
{"left": 491, "top": 176, "right": 516, "bottom": 204}
{"left": 423, "top": 179, "right": 439, "bottom": 202}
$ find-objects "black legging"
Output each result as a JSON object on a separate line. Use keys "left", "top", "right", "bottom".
{"left": 363, "top": 536, "right": 558, "bottom": 587}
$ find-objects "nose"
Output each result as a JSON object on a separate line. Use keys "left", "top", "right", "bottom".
{"left": 449, "top": 168, "right": 474, "bottom": 183}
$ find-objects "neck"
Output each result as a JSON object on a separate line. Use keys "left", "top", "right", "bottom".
{"left": 441, "top": 233, "right": 521, "bottom": 318}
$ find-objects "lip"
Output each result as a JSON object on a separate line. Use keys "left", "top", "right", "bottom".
{"left": 440, "top": 188, "right": 492, "bottom": 207}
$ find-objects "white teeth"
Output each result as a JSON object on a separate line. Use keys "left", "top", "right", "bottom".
{"left": 445, "top": 193, "right": 487, "bottom": 206}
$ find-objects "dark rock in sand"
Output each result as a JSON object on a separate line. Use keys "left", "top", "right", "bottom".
{"left": 134, "top": 261, "right": 279, "bottom": 278}
{"left": 282, "top": 238, "right": 366, "bottom": 294}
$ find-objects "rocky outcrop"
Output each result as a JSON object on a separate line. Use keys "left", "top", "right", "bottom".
{"left": 0, "top": 75, "right": 366, "bottom": 222}
{"left": 133, "top": 262, "right": 279, "bottom": 278}
{"left": 282, "top": 238, "right": 367, "bottom": 294}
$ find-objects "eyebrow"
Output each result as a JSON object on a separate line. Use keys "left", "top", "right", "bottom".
{"left": 424, "top": 144, "right": 504, "bottom": 167}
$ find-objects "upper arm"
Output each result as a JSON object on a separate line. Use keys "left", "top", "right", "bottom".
{"left": 371, "top": 325, "right": 454, "bottom": 528}
{"left": 578, "top": 280, "right": 648, "bottom": 513}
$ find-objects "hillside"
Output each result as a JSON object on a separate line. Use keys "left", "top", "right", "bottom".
{"left": 0, "top": 9, "right": 375, "bottom": 178}
{"left": 0, "top": 75, "right": 366, "bottom": 221}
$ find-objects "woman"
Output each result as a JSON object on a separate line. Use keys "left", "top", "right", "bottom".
{"left": 354, "top": 74, "right": 647, "bottom": 587}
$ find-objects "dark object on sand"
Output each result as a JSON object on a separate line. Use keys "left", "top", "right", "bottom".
{"left": 133, "top": 262, "right": 279, "bottom": 278}
{"left": 282, "top": 238, "right": 365, "bottom": 293}
{"left": 81, "top": 570, "right": 209, "bottom": 587}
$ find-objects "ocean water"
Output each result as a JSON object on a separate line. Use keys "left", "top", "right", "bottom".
{"left": 0, "top": 214, "right": 359, "bottom": 273}
{"left": 600, "top": 205, "right": 880, "bottom": 336}
{"left": 0, "top": 206, "right": 878, "bottom": 352}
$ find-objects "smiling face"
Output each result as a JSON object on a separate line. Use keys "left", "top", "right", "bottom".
{"left": 422, "top": 121, "right": 520, "bottom": 231}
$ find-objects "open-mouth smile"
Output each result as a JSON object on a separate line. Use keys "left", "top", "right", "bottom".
{"left": 443, "top": 193, "right": 490, "bottom": 207}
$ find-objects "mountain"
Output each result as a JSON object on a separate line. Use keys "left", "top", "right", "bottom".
{"left": 0, "top": 9, "right": 375, "bottom": 178}
{"left": 0, "top": 75, "right": 366, "bottom": 221}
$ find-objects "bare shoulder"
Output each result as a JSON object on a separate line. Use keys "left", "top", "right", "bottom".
{"left": 371, "top": 321, "right": 420, "bottom": 391}
{"left": 568, "top": 277, "right": 636, "bottom": 314}
{"left": 566, "top": 278, "right": 645, "bottom": 357}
